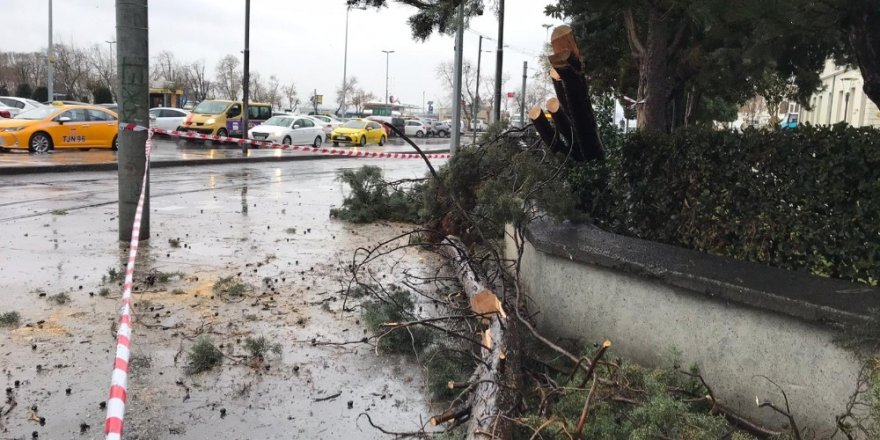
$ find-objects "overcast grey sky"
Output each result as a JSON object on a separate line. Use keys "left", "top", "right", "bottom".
{"left": 6, "top": 0, "right": 563, "bottom": 110}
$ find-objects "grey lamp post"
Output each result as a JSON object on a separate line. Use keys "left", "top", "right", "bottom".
{"left": 381, "top": 50, "right": 395, "bottom": 104}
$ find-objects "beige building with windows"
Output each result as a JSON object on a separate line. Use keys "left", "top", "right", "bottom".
{"left": 801, "top": 60, "right": 880, "bottom": 127}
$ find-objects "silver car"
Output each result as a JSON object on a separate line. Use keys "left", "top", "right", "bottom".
{"left": 0, "top": 97, "right": 44, "bottom": 117}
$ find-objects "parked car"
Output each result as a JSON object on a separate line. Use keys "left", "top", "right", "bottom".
{"left": 442, "top": 119, "right": 465, "bottom": 134}
{"left": 431, "top": 120, "right": 451, "bottom": 137}
{"left": 404, "top": 119, "right": 430, "bottom": 138}
{"left": 247, "top": 115, "right": 324, "bottom": 147}
{"left": 330, "top": 119, "right": 387, "bottom": 147}
{"left": 0, "top": 103, "right": 119, "bottom": 153}
{"left": 42, "top": 100, "right": 88, "bottom": 106}
{"left": 149, "top": 107, "right": 189, "bottom": 132}
{"left": 178, "top": 100, "right": 273, "bottom": 137}
{"left": 470, "top": 119, "right": 487, "bottom": 131}
{"left": 0, "top": 104, "right": 16, "bottom": 119}
{"left": 310, "top": 114, "right": 345, "bottom": 137}
{"left": 0, "top": 97, "right": 44, "bottom": 117}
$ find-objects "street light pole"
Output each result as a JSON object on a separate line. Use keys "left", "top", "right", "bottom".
{"left": 106, "top": 40, "right": 116, "bottom": 99}
{"left": 473, "top": 35, "right": 484, "bottom": 144}
{"left": 542, "top": 24, "right": 552, "bottom": 41}
{"left": 450, "top": 2, "right": 465, "bottom": 155}
{"left": 381, "top": 50, "right": 394, "bottom": 104}
{"left": 341, "top": 5, "right": 364, "bottom": 117}
{"left": 48, "top": 0, "right": 54, "bottom": 101}
{"left": 520, "top": 61, "right": 527, "bottom": 128}
{"left": 492, "top": 0, "right": 505, "bottom": 124}
{"left": 242, "top": 0, "right": 251, "bottom": 152}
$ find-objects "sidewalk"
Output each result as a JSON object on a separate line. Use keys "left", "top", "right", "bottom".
{"left": 0, "top": 137, "right": 451, "bottom": 175}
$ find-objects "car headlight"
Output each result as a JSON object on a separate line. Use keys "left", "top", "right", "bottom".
{"left": 0, "top": 127, "right": 25, "bottom": 132}
{"left": 206, "top": 118, "right": 216, "bottom": 124}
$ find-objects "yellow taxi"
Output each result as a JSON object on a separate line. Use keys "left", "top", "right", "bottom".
{"left": 330, "top": 118, "right": 387, "bottom": 147}
{"left": 0, "top": 103, "right": 119, "bottom": 153}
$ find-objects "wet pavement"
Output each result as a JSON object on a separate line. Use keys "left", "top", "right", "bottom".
{"left": 0, "top": 158, "right": 448, "bottom": 439}
{"left": 0, "top": 137, "right": 451, "bottom": 174}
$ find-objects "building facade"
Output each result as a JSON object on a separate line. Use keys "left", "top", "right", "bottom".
{"left": 801, "top": 60, "right": 880, "bottom": 127}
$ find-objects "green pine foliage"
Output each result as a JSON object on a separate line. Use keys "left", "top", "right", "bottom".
{"left": 330, "top": 166, "right": 423, "bottom": 224}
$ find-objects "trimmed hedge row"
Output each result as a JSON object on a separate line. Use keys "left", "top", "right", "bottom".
{"left": 574, "top": 125, "right": 880, "bottom": 285}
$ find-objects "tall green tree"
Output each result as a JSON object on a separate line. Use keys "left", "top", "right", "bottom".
{"left": 349, "top": 0, "right": 484, "bottom": 40}
{"left": 545, "top": 0, "right": 832, "bottom": 131}
{"left": 806, "top": 0, "right": 880, "bottom": 108}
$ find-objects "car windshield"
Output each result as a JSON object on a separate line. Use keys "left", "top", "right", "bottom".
{"left": 262, "top": 116, "right": 292, "bottom": 127}
{"left": 16, "top": 106, "right": 58, "bottom": 120}
{"left": 192, "top": 100, "right": 229, "bottom": 115}
{"left": 342, "top": 120, "right": 365, "bottom": 129}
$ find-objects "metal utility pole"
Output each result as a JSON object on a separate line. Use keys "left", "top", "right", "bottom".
{"left": 242, "top": 0, "right": 251, "bottom": 152}
{"left": 450, "top": 2, "right": 465, "bottom": 155}
{"left": 47, "top": 0, "right": 54, "bottom": 101}
{"left": 381, "top": 50, "right": 394, "bottom": 104}
{"left": 116, "top": 0, "right": 149, "bottom": 241}
{"left": 341, "top": 5, "right": 364, "bottom": 117}
{"left": 520, "top": 61, "right": 527, "bottom": 128}
{"left": 542, "top": 24, "right": 552, "bottom": 41}
{"left": 473, "top": 35, "right": 483, "bottom": 143}
{"left": 106, "top": 40, "right": 116, "bottom": 99}
{"left": 492, "top": 0, "right": 505, "bottom": 124}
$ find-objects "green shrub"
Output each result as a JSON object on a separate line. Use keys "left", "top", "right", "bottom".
{"left": 330, "top": 166, "right": 423, "bottom": 223}
{"left": 186, "top": 337, "right": 223, "bottom": 374}
{"left": 0, "top": 311, "right": 21, "bottom": 327}
{"left": 575, "top": 124, "right": 880, "bottom": 285}
{"left": 361, "top": 286, "right": 432, "bottom": 354}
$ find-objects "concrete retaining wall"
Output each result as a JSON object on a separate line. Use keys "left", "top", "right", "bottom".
{"left": 506, "top": 221, "right": 880, "bottom": 436}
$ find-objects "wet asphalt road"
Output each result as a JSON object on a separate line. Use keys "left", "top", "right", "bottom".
{"left": 0, "top": 137, "right": 451, "bottom": 171}
{"left": 0, "top": 157, "right": 447, "bottom": 439}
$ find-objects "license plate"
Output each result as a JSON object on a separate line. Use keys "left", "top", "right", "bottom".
{"left": 253, "top": 134, "right": 267, "bottom": 140}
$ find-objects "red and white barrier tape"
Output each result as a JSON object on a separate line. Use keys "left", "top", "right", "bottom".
{"left": 104, "top": 129, "right": 153, "bottom": 440}
{"left": 117, "top": 122, "right": 450, "bottom": 159}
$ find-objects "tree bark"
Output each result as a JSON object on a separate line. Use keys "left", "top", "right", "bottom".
{"left": 636, "top": 10, "right": 671, "bottom": 132}
{"left": 846, "top": 10, "right": 880, "bottom": 108}
{"left": 439, "top": 236, "right": 519, "bottom": 440}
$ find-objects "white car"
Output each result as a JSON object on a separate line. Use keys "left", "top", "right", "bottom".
{"left": 404, "top": 119, "right": 430, "bottom": 138}
{"left": 311, "top": 114, "right": 345, "bottom": 136}
{"left": 247, "top": 115, "right": 324, "bottom": 147}
{"left": 0, "top": 97, "right": 44, "bottom": 118}
{"left": 149, "top": 107, "right": 189, "bottom": 132}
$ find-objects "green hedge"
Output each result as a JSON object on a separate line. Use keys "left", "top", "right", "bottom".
{"left": 573, "top": 125, "right": 880, "bottom": 285}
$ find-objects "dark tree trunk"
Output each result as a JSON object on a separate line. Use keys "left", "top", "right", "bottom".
{"left": 847, "top": 10, "right": 880, "bottom": 108}
{"left": 669, "top": 84, "right": 686, "bottom": 130}
{"left": 685, "top": 88, "right": 702, "bottom": 126}
{"left": 636, "top": 12, "right": 671, "bottom": 131}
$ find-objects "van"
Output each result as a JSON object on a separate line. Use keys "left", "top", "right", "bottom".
{"left": 178, "top": 100, "right": 273, "bottom": 137}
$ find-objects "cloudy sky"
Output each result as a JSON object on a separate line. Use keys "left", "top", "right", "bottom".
{"left": 7, "top": 0, "right": 563, "bottom": 111}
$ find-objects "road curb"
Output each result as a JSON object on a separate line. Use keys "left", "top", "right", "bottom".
{"left": 0, "top": 148, "right": 451, "bottom": 175}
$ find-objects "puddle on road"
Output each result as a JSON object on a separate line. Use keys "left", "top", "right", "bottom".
{"left": 0, "top": 163, "right": 447, "bottom": 439}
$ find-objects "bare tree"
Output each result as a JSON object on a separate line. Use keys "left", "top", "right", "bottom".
{"left": 248, "top": 71, "right": 265, "bottom": 102}
{"left": 436, "top": 59, "right": 496, "bottom": 123}
{"left": 335, "top": 76, "right": 359, "bottom": 116}
{"left": 283, "top": 82, "right": 299, "bottom": 111}
{"left": 265, "top": 75, "right": 283, "bottom": 109}
{"left": 214, "top": 54, "right": 242, "bottom": 100}
{"left": 87, "top": 44, "right": 116, "bottom": 100}
{"left": 184, "top": 60, "right": 212, "bottom": 102}
{"left": 54, "top": 43, "right": 92, "bottom": 101}
{"left": 350, "top": 88, "right": 376, "bottom": 115}
{"left": 152, "top": 51, "right": 186, "bottom": 93}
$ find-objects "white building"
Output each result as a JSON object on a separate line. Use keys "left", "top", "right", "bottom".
{"left": 801, "top": 60, "right": 880, "bottom": 127}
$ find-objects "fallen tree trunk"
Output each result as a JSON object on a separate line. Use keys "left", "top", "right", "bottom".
{"left": 435, "top": 236, "right": 519, "bottom": 440}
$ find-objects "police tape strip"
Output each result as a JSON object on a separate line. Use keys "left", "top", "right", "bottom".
{"left": 117, "top": 122, "right": 450, "bottom": 160}
{"left": 104, "top": 129, "right": 153, "bottom": 440}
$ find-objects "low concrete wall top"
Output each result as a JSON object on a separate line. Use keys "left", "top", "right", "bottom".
{"left": 511, "top": 220, "right": 878, "bottom": 436}
{"left": 524, "top": 221, "right": 880, "bottom": 326}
